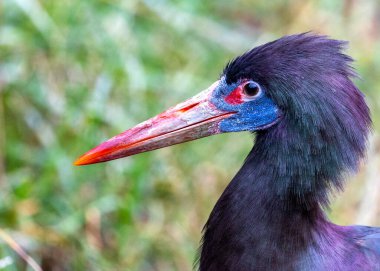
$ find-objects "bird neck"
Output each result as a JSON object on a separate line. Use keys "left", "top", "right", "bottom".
{"left": 199, "top": 121, "right": 357, "bottom": 269}
{"left": 199, "top": 145, "right": 339, "bottom": 270}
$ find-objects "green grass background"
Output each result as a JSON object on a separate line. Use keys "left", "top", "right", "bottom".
{"left": 1, "top": 0, "right": 380, "bottom": 270}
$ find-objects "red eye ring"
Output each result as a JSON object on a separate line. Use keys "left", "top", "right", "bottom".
{"left": 224, "top": 81, "right": 262, "bottom": 105}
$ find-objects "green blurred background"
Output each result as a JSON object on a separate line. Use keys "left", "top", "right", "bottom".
{"left": 1, "top": 0, "right": 380, "bottom": 270}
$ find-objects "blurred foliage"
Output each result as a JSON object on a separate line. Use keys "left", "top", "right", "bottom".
{"left": 1, "top": 0, "right": 380, "bottom": 270}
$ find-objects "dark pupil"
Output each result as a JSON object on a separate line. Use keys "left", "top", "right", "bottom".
{"left": 244, "top": 83, "right": 259, "bottom": 96}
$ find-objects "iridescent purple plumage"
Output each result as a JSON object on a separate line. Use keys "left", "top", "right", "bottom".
{"left": 75, "top": 32, "right": 379, "bottom": 271}
{"left": 199, "top": 34, "right": 379, "bottom": 271}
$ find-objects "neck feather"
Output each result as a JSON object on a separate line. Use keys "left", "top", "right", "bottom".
{"left": 198, "top": 115, "right": 369, "bottom": 270}
{"left": 199, "top": 145, "right": 333, "bottom": 270}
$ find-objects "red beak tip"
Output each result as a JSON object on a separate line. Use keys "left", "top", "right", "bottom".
{"left": 73, "top": 155, "right": 93, "bottom": 166}
{"left": 73, "top": 158, "right": 84, "bottom": 166}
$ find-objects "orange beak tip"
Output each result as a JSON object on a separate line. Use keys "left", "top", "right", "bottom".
{"left": 73, "top": 157, "right": 86, "bottom": 166}
{"left": 73, "top": 154, "right": 94, "bottom": 166}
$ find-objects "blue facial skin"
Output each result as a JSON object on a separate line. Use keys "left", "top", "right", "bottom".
{"left": 211, "top": 77, "right": 281, "bottom": 133}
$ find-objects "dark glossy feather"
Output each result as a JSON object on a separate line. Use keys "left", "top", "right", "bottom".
{"left": 198, "top": 34, "right": 379, "bottom": 270}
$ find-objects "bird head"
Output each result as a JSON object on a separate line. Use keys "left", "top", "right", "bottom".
{"left": 74, "top": 33, "right": 370, "bottom": 169}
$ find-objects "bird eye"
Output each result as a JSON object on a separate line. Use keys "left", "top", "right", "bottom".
{"left": 243, "top": 82, "right": 261, "bottom": 98}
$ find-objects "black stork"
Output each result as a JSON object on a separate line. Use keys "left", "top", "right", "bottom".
{"left": 75, "top": 33, "right": 380, "bottom": 270}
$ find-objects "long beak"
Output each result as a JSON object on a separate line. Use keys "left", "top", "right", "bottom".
{"left": 74, "top": 81, "right": 235, "bottom": 166}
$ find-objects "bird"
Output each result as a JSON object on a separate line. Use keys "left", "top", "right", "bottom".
{"left": 74, "top": 33, "right": 380, "bottom": 270}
